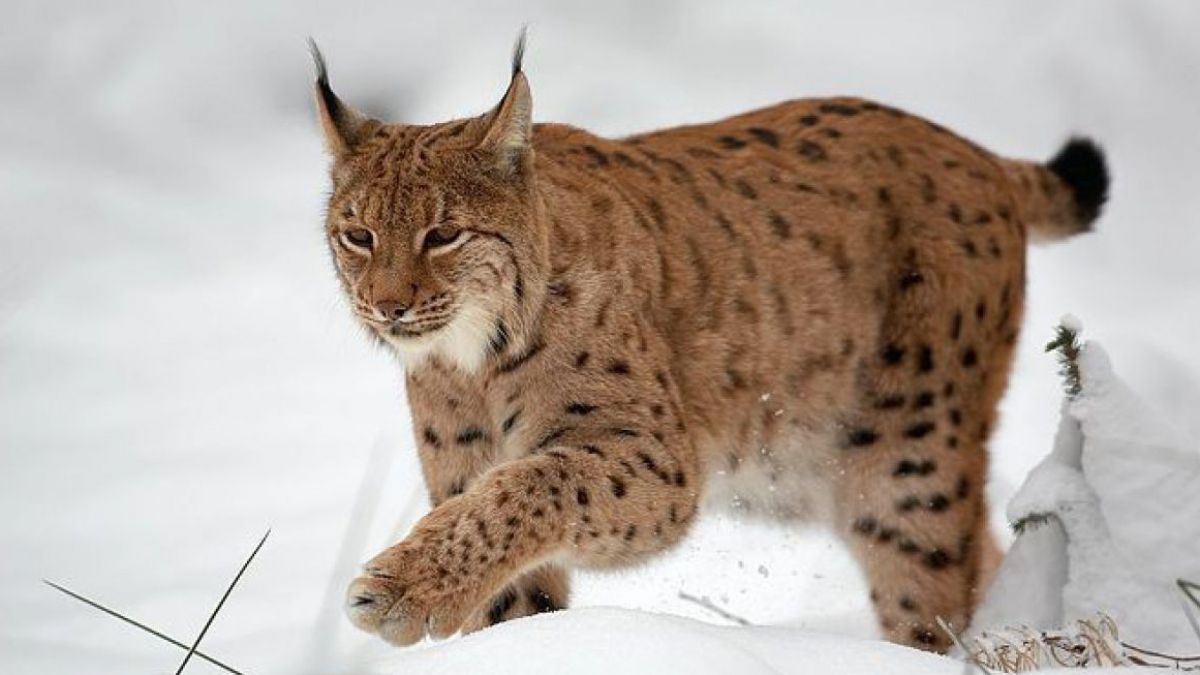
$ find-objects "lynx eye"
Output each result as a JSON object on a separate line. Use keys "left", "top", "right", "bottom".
{"left": 423, "top": 226, "right": 462, "bottom": 251}
{"left": 342, "top": 228, "right": 375, "bottom": 250}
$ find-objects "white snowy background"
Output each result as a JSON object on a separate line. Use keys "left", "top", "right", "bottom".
{"left": 2, "top": 1, "right": 1199, "bottom": 673}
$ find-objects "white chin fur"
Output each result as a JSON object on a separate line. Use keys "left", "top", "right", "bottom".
{"left": 388, "top": 304, "right": 494, "bottom": 374}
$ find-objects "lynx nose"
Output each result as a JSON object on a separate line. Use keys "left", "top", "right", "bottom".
{"left": 376, "top": 301, "right": 409, "bottom": 320}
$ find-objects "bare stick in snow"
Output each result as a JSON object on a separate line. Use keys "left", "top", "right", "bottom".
{"left": 676, "top": 591, "right": 751, "bottom": 626}
{"left": 1121, "top": 642, "right": 1200, "bottom": 669}
{"left": 935, "top": 615, "right": 991, "bottom": 674}
{"left": 42, "top": 579, "right": 244, "bottom": 675}
{"left": 1180, "top": 578, "right": 1200, "bottom": 650}
{"left": 174, "top": 529, "right": 270, "bottom": 675}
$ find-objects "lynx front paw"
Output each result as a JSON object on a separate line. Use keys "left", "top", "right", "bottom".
{"left": 345, "top": 540, "right": 484, "bottom": 646}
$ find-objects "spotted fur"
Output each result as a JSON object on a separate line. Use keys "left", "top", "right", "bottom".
{"left": 312, "top": 35, "right": 1107, "bottom": 652}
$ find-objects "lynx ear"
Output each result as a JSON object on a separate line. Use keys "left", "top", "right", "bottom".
{"left": 477, "top": 29, "right": 533, "bottom": 173}
{"left": 308, "top": 39, "right": 374, "bottom": 157}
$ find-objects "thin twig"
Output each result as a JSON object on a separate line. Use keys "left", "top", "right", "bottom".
{"left": 1122, "top": 642, "right": 1200, "bottom": 663}
{"left": 174, "top": 529, "right": 270, "bottom": 675}
{"left": 1181, "top": 579, "right": 1200, "bottom": 650}
{"left": 43, "top": 579, "right": 245, "bottom": 675}
{"left": 676, "top": 591, "right": 751, "bottom": 626}
{"left": 936, "top": 615, "right": 991, "bottom": 675}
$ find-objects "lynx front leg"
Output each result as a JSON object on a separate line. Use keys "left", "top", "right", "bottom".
{"left": 346, "top": 429, "right": 700, "bottom": 646}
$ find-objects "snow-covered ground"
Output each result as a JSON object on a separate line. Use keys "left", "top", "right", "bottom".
{"left": 3, "top": 1, "right": 1199, "bottom": 673}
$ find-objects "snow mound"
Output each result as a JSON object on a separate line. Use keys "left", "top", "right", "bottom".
{"left": 357, "top": 607, "right": 960, "bottom": 675}
{"left": 974, "top": 325, "right": 1200, "bottom": 660}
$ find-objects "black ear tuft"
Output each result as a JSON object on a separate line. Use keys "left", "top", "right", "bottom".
{"left": 1047, "top": 137, "right": 1110, "bottom": 227}
{"left": 307, "top": 37, "right": 329, "bottom": 86}
{"left": 307, "top": 37, "right": 340, "bottom": 123}
{"left": 511, "top": 25, "right": 528, "bottom": 77}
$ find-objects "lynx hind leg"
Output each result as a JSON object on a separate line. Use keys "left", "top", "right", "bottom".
{"left": 835, "top": 337, "right": 999, "bottom": 651}
{"left": 462, "top": 564, "right": 569, "bottom": 633}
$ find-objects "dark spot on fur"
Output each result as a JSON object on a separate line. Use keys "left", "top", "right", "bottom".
{"left": 717, "top": 135, "right": 747, "bottom": 150}
{"left": 607, "top": 361, "right": 631, "bottom": 375}
{"left": 747, "top": 127, "right": 780, "bottom": 147}
{"left": 582, "top": 145, "right": 609, "bottom": 167}
{"left": 917, "top": 345, "right": 934, "bottom": 373}
{"left": 536, "top": 427, "right": 570, "bottom": 450}
{"left": 897, "top": 496, "right": 920, "bottom": 512}
{"left": 882, "top": 344, "right": 905, "bottom": 365}
{"left": 423, "top": 428, "right": 442, "bottom": 449}
{"left": 647, "top": 198, "right": 667, "bottom": 230}
{"left": 928, "top": 494, "right": 951, "bottom": 512}
{"left": 457, "top": 426, "right": 486, "bottom": 445}
{"left": 962, "top": 348, "right": 978, "bottom": 367}
{"left": 609, "top": 475, "right": 627, "bottom": 498}
{"left": 899, "top": 270, "right": 924, "bottom": 290}
{"left": 819, "top": 102, "right": 859, "bottom": 116}
{"left": 924, "top": 549, "right": 951, "bottom": 570}
{"left": 498, "top": 341, "right": 544, "bottom": 374}
{"left": 894, "top": 459, "right": 935, "bottom": 477}
{"left": 853, "top": 516, "right": 878, "bottom": 535}
{"left": 876, "top": 394, "right": 906, "bottom": 410}
{"left": 904, "top": 421, "right": 936, "bottom": 439}
{"left": 847, "top": 428, "right": 879, "bottom": 447}
{"left": 502, "top": 410, "right": 521, "bottom": 434}
{"left": 799, "top": 114, "right": 820, "bottom": 126}
{"left": 488, "top": 588, "right": 518, "bottom": 625}
{"left": 768, "top": 211, "right": 791, "bottom": 239}
{"left": 913, "top": 392, "right": 935, "bottom": 409}
{"left": 566, "top": 402, "right": 597, "bottom": 416}
{"left": 797, "top": 140, "right": 828, "bottom": 161}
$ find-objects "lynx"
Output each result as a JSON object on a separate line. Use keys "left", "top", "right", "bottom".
{"left": 311, "top": 34, "right": 1108, "bottom": 651}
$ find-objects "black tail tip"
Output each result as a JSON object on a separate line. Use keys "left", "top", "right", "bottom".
{"left": 1047, "top": 137, "right": 1110, "bottom": 227}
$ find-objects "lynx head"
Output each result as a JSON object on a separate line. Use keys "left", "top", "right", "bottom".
{"left": 312, "top": 31, "right": 547, "bottom": 372}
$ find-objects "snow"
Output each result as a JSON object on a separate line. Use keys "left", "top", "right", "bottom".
{"left": 4, "top": 1, "right": 1200, "bottom": 674}
{"left": 975, "top": 332, "right": 1200, "bottom": 661}
{"left": 356, "top": 607, "right": 960, "bottom": 675}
